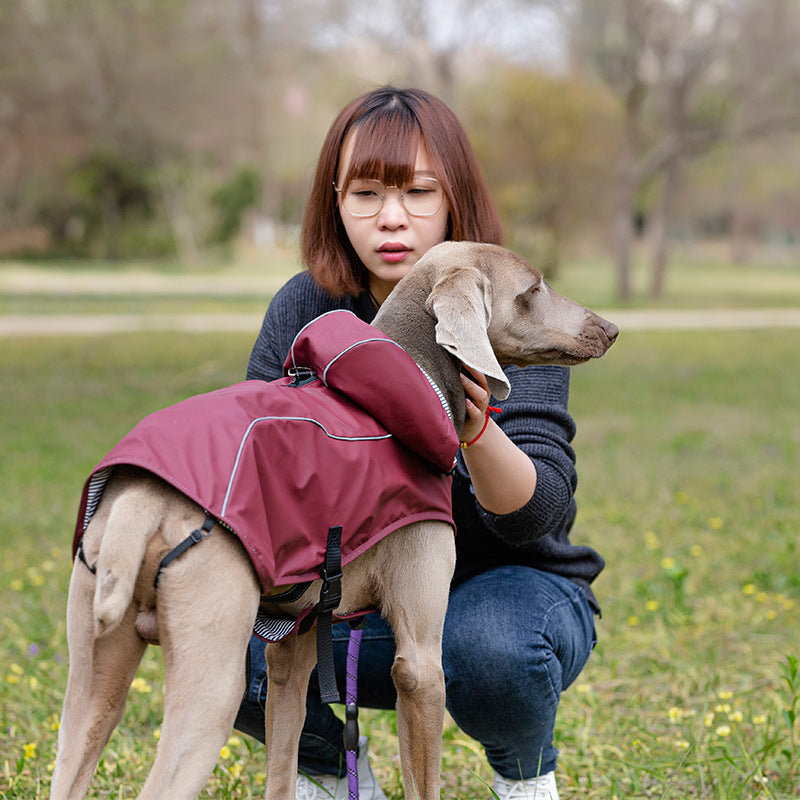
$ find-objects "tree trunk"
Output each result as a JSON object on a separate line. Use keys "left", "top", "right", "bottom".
{"left": 650, "top": 159, "right": 680, "bottom": 298}
{"left": 157, "top": 169, "right": 199, "bottom": 265}
{"left": 612, "top": 200, "right": 634, "bottom": 303}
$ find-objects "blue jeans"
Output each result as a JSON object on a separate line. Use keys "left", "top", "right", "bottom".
{"left": 234, "top": 565, "right": 597, "bottom": 780}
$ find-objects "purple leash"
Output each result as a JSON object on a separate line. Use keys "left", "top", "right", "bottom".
{"left": 344, "top": 625, "right": 363, "bottom": 800}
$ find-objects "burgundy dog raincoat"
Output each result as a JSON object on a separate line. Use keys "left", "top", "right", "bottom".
{"left": 73, "top": 311, "right": 459, "bottom": 640}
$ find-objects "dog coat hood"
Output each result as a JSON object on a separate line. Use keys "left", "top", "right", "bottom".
{"left": 73, "top": 311, "right": 458, "bottom": 597}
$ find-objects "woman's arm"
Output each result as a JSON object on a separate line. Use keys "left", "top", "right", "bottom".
{"left": 457, "top": 364, "right": 577, "bottom": 544}
{"left": 459, "top": 371, "right": 538, "bottom": 514}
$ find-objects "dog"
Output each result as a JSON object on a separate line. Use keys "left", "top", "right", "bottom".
{"left": 49, "top": 241, "right": 618, "bottom": 800}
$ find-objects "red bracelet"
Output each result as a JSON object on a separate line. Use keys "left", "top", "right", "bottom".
{"left": 460, "top": 406, "right": 502, "bottom": 449}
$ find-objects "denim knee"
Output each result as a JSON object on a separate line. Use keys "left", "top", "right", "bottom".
{"left": 442, "top": 566, "right": 597, "bottom": 778}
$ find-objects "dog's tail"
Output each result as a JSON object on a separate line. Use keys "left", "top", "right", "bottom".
{"left": 93, "top": 485, "right": 164, "bottom": 637}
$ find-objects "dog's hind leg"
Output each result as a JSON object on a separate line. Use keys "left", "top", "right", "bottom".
{"left": 378, "top": 521, "right": 456, "bottom": 800}
{"left": 50, "top": 564, "right": 147, "bottom": 800}
{"left": 136, "top": 530, "right": 260, "bottom": 800}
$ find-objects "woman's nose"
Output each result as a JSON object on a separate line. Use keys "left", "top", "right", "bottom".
{"left": 376, "top": 189, "right": 408, "bottom": 227}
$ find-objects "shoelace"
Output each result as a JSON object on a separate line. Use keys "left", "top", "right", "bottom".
{"left": 295, "top": 775, "right": 338, "bottom": 800}
{"left": 494, "top": 775, "right": 555, "bottom": 800}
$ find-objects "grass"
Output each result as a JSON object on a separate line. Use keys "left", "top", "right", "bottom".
{"left": 2, "top": 259, "right": 800, "bottom": 797}
{"left": 551, "top": 243, "right": 800, "bottom": 310}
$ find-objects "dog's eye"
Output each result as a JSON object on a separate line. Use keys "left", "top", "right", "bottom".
{"left": 529, "top": 284, "right": 540, "bottom": 295}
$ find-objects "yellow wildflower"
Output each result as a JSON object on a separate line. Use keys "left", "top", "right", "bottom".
{"left": 644, "top": 531, "right": 660, "bottom": 550}
{"left": 131, "top": 677, "right": 151, "bottom": 694}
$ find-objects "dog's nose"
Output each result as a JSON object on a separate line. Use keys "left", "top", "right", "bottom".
{"left": 602, "top": 318, "right": 619, "bottom": 345}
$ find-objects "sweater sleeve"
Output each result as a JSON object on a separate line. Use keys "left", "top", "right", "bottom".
{"left": 247, "top": 272, "right": 339, "bottom": 382}
{"left": 456, "top": 364, "right": 577, "bottom": 547}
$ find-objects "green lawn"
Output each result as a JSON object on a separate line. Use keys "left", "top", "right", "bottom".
{"left": 1, "top": 269, "right": 799, "bottom": 797}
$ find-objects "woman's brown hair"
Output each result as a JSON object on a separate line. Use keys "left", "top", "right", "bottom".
{"left": 301, "top": 86, "right": 503, "bottom": 297}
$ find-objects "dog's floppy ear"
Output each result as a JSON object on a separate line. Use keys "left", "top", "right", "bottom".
{"left": 426, "top": 263, "right": 511, "bottom": 400}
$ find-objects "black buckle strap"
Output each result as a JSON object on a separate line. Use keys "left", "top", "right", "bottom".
{"left": 316, "top": 525, "right": 343, "bottom": 704}
{"left": 154, "top": 513, "right": 215, "bottom": 588}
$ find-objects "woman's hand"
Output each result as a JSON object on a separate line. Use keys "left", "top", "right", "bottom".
{"left": 459, "top": 368, "right": 494, "bottom": 446}
{"left": 458, "top": 367, "right": 537, "bottom": 515}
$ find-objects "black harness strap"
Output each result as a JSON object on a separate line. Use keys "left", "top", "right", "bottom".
{"left": 76, "top": 538, "right": 97, "bottom": 575}
{"left": 155, "top": 513, "right": 216, "bottom": 588}
{"left": 265, "top": 581, "right": 313, "bottom": 604}
{"left": 316, "top": 525, "right": 343, "bottom": 704}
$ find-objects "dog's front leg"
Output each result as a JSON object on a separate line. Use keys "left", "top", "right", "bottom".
{"left": 262, "top": 631, "right": 318, "bottom": 800}
{"left": 382, "top": 522, "right": 455, "bottom": 800}
{"left": 391, "top": 615, "right": 448, "bottom": 800}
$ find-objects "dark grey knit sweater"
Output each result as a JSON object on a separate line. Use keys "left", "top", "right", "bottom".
{"left": 246, "top": 271, "right": 604, "bottom": 613}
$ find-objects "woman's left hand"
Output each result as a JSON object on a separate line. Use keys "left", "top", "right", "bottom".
{"left": 459, "top": 367, "right": 493, "bottom": 445}
{"left": 458, "top": 365, "right": 538, "bottom": 514}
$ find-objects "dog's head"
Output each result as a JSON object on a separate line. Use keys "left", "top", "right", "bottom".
{"left": 423, "top": 242, "right": 618, "bottom": 399}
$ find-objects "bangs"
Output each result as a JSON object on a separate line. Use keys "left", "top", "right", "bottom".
{"left": 342, "top": 111, "right": 421, "bottom": 188}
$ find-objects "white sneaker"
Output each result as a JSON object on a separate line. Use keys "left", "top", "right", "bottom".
{"left": 295, "top": 736, "right": 388, "bottom": 800}
{"left": 493, "top": 770, "right": 560, "bottom": 800}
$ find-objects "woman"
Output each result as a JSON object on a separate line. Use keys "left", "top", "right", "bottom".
{"left": 235, "top": 86, "right": 602, "bottom": 800}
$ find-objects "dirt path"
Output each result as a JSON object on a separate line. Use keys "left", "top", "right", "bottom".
{"left": 2, "top": 266, "right": 800, "bottom": 336}
{"left": 3, "top": 308, "right": 800, "bottom": 337}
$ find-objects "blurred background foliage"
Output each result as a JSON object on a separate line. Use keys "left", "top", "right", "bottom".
{"left": 1, "top": 0, "right": 799, "bottom": 300}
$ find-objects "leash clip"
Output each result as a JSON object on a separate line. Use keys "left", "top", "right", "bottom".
{"left": 287, "top": 367, "right": 316, "bottom": 387}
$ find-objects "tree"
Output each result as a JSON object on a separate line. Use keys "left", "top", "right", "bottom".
{"left": 464, "top": 67, "right": 619, "bottom": 276}
{"left": 565, "top": 0, "right": 800, "bottom": 300}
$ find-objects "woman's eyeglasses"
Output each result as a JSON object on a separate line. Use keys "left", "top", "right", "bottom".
{"left": 334, "top": 177, "right": 444, "bottom": 218}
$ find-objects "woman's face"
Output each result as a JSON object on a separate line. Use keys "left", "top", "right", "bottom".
{"left": 336, "top": 131, "right": 450, "bottom": 305}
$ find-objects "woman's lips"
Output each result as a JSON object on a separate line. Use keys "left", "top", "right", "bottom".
{"left": 378, "top": 243, "right": 410, "bottom": 263}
